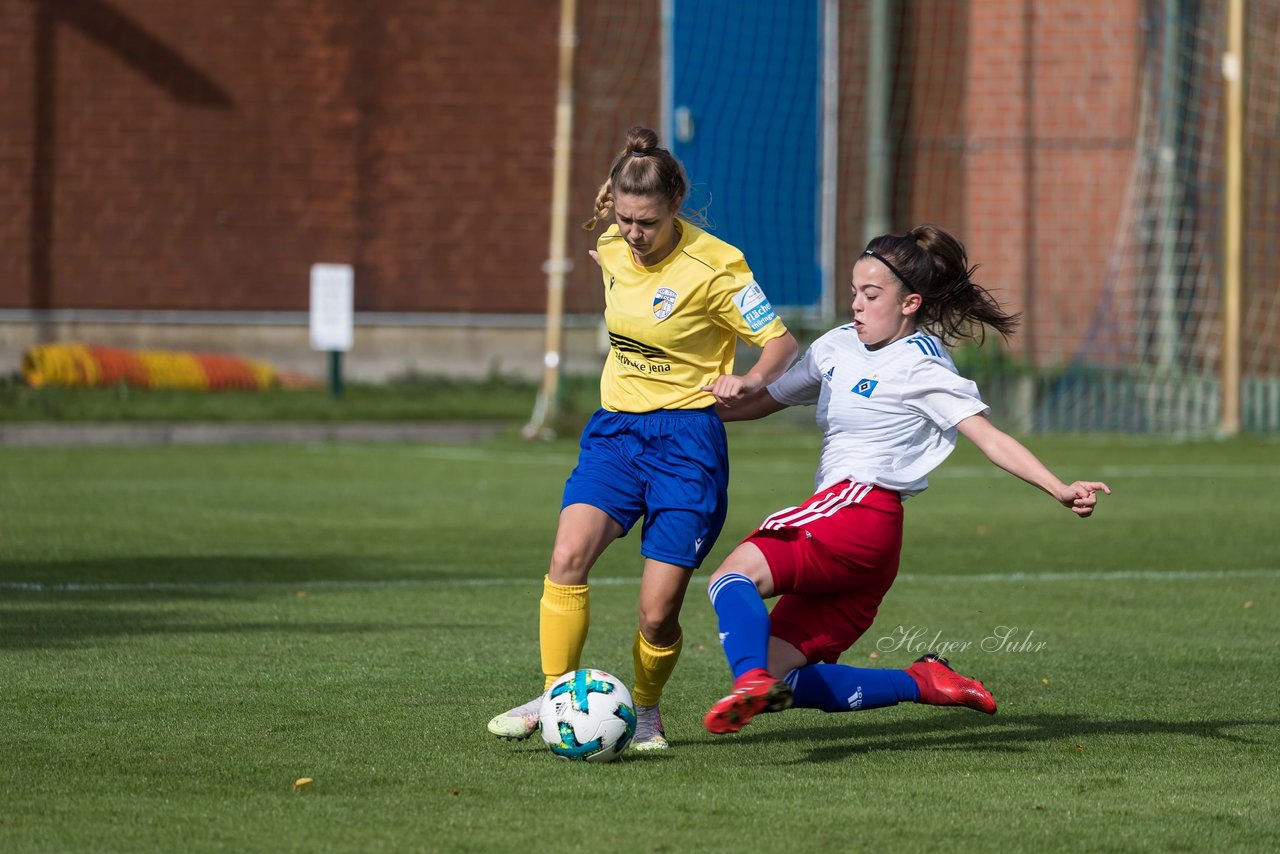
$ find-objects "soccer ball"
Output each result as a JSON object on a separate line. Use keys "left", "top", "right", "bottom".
{"left": 538, "top": 669, "right": 636, "bottom": 762}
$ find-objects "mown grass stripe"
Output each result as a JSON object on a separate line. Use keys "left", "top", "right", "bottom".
{"left": 4, "top": 567, "right": 1275, "bottom": 593}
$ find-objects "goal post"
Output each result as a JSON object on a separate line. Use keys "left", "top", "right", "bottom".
{"left": 525, "top": 0, "right": 579, "bottom": 441}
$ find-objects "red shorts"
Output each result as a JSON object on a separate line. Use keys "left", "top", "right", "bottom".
{"left": 744, "top": 481, "right": 904, "bottom": 664}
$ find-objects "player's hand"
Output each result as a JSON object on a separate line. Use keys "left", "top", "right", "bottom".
{"left": 588, "top": 250, "right": 600, "bottom": 267}
{"left": 1059, "top": 481, "right": 1111, "bottom": 517}
{"left": 701, "top": 374, "right": 762, "bottom": 407}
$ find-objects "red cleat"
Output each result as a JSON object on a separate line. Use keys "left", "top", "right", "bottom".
{"left": 907, "top": 653, "right": 997, "bottom": 714}
{"left": 703, "top": 667, "right": 793, "bottom": 735}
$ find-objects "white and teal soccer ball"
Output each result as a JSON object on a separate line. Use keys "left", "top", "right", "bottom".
{"left": 538, "top": 669, "right": 636, "bottom": 763}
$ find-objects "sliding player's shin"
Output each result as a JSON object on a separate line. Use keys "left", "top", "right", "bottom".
{"left": 707, "top": 572, "right": 770, "bottom": 679}
{"left": 787, "top": 663, "right": 920, "bottom": 712}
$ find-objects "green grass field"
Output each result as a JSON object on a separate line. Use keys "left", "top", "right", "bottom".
{"left": 3, "top": 425, "right": 1278, "bottom": 852}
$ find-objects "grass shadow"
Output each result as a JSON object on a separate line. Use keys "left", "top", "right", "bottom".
{"left": 718, "top": 709, "right": 1276, "bottom": 762}
{"left": 0, "top": 554, "right": 495, "bottom": 648}
{"left": 0, "top": 600, "right": 485, "bottom": 650}
{"left": 0, "top": 555, "right": 488, "bottom": 600}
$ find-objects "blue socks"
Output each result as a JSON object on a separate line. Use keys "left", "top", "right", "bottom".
{"left": 707, "top": 573, "right": 771, "bottom": 679}
{"left": 708, "top": 571, "right": 922, "bottom": 713}
{"left": 787, "top": 663, "right": 920, "bottom": 712}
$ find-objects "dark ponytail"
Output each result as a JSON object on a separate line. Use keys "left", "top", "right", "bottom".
{"left": 863, "top": 224, "right": 1019, "bottom": 346}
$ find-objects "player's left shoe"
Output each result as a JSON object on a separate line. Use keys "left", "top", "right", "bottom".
{"left": 703, "top": 667, "right": 794, "bottom": 735}
{"left": 907, "top": 653, "right": 997, "bottom": 714}
{"left": 632, "top": 703, "right": 669, "bottom": 751}
{"left": 486, "top": 696, "right": 542, "bottom": 739}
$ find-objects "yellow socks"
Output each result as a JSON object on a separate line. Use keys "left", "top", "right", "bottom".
{"left": 632, "top": 630, "right": 683, "bottom": 706}
{"left": 539, "top": 576, "right": 590, "bottom": 690}
{"left": 539, "top": 576, "right": 683, "bottom": 705}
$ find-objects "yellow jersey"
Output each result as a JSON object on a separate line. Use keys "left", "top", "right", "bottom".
{"left": 595, "top": 220, "right": 789, "bottom": 412}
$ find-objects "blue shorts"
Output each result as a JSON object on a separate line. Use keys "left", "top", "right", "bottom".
{"left": 562, "top": 407, "right": 729, "bottom": 569}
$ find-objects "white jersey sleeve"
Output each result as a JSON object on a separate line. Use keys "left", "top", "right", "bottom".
{"left": 767, "top": 345, "right": 824, "bottom": 406}
{"left": 902, "top": 359, "right": 989, "bottom": 431}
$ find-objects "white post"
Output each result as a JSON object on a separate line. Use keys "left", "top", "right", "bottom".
{"left": 309, "top": 263, "right": 354, "bottom": 399}
{"left": 1220, "top": 0, "right": 1244, "bottom": 435}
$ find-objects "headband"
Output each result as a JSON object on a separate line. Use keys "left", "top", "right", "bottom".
{"left": 861, "top": 249, "right": 916, "bottom": 293}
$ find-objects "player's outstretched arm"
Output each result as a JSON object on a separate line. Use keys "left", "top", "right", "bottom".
{"left": 711, "top": 387, "right": 789, "bottom": 423}
{"left": 957, "top": 413, "right": 1112, "bottom": 518}
{"left": 702, "top": 332, "right": 798, "bottom": 407}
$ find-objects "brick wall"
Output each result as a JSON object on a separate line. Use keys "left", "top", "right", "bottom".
{"left": 964, "top": 0, "right": 1140, "bottom": 365}
{"left": 1, "top": 0, "right": 1149, "bottom": 374}
{"left": 0, "top": 0, "right": 563, "bottom": 314}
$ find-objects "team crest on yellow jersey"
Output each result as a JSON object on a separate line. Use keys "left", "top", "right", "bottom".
{"left": 652, "top": 287, "right": 677, "bottom": 320}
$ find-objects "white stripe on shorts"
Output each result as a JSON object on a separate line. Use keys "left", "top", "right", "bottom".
{"left": 759, "top": 481, "right": 873, "bottom": 530}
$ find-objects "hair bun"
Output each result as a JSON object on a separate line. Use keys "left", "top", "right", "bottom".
{"left": 624, "top": 124, "right": 660, "bottom": 155}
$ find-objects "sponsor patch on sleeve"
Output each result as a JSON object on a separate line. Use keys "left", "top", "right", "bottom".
{"left": 733, "top": 281, "right": 778, "bottom": 332}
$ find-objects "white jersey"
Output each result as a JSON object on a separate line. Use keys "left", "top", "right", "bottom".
{"left": 766, "top": 326, "right": 988, "bottom": 497}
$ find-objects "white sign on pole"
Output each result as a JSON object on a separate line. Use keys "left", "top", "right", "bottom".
{"left": 309, "top": 263, "right": 354, "bottom": 352}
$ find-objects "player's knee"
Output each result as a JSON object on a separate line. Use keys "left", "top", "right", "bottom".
{"left": 636, "top": 606, "right": 679, "bottom": 643}
{"left": 707, "top": 561, "right": 772, "bottom": 597}
{"left": 547, "top": 543, "right": 593, "bottom": 584}
{"left": 705, "top": 565, "right": 729, "bottom": 591}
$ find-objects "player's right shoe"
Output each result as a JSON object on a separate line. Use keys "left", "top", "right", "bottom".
{"left": 487, "top": 696, "right": 542, "bottom": 740}
{"left": 907, "top": 653, "right": 997, "bottom": 714}
{"left": 703, "top": 667, "right": 793, "bottom": 735}
{"left": 631, "top": 703, "right": 669, "bottom": 751}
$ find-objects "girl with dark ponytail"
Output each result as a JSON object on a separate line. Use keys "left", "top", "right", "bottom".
{"left": 699, "top": 224, "right": 1112, "bottom": 737}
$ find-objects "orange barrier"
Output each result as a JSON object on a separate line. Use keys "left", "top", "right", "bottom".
{"left": 22, "top": 343, "right": 282, "bottom": 391}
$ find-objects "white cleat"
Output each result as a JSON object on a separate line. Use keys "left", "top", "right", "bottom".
{"left": 631, "top": 703, "right": 669, "bottom": 751}
{"left": 487, "top": 696, "right": 542, "bottom": 740}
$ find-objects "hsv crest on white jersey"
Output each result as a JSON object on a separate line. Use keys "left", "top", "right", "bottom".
{"left": 766, "top": 327, "right": 988, "bottom": 496}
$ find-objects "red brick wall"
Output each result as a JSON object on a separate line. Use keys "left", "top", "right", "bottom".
{"left": 0, "top": 0, "right": 1148, "bottom": 368}
{"left": 963, "top": 0, "right": 1140, "bottom": 365}
{"left": 0, "top": 0, "right": 562, "bottom": 314}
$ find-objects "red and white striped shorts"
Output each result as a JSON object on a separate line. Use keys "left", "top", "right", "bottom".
{"left": 744, "top": 480, "right": 904, "bottom": 664}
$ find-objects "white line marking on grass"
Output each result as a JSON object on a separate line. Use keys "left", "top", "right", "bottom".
{"left": 319, "top": 445, "right": 1278, "bottom": 479}
{"left": 412, "top": 447, "right": 579, "bottom": 466}
{"left": 908, "top": 568, "right": 1280, "bottom": 583}
{"left": 3, "top": 569, "right": 1275, "bottom": 593}
{"left": 307, "top": 444, "right": 580, "bottom": 467}
{"left": 450, "top": 455, "right": 1280, "bottom": 479}
{"left": 0, "top": 576, "right": 648, "bottom": 593}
